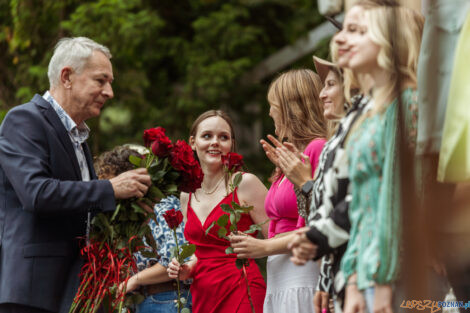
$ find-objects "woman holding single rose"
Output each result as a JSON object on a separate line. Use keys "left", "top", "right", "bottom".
{"left": 167, "top": 110, "right": 269, "bottom": 313}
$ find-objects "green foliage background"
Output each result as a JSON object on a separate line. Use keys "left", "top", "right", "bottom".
{"left": 0, "top": 0, "right": 331, "bottom": 181}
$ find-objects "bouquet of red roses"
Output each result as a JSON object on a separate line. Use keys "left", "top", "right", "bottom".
{"left": 70, "top": 127, "right": 203, "bottom": 313}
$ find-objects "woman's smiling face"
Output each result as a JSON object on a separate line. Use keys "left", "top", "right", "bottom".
{"left": 190, "top": 116, "right": 233, "bottom": 169}
{"left": 334, "top": 5, "right": 380, "bottom": 74}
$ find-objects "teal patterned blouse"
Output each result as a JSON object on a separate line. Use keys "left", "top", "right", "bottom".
{"left": 341, "top": 88, "right": 418, "bottom": 290}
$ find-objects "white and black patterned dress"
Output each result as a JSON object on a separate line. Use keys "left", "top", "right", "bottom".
{"left": 296, "top": 95, "right": 371, "bottom": 307}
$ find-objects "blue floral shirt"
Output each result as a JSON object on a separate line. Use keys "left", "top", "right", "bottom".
{"left": 135, "top": 195, "right": 188, "bottom": 269}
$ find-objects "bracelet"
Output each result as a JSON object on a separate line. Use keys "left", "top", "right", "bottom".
{"left": 346, "top": 280, "right": 357, "bottom": 286}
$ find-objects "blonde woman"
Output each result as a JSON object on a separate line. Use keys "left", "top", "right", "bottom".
{"left": 230, "top": 69, "right": 328, "bottom": 313}
{"left": 331, "top": 2, "right": 423, "bottom": 313}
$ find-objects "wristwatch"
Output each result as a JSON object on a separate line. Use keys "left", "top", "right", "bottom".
{"left": 301, "top": 180, "right": 314, "bottom": 197}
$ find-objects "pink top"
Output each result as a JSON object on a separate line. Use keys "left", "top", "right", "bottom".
{"left": 265, "top": 138, "right": 326, "bottom": 238}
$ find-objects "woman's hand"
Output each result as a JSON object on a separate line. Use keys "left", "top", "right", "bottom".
{"left": 167, "top": 258, "right": 193, "bottom": 280}
{"left": 118, "top": 273, "right": 140, "bottom": 294}
{"left": 288, "top": 227, "right": 318, "bottom": 265}
{"left": 229, "top": 232, "right": 267, "bottom": 259}
{"left": 276, "top": 143, "right": 313, "bottom": 188}
{"left": 260, "top": 134, "right": 285, "bottom": 167}
{"left": 314, "top": 290, "right": 331, "bottom": 313}
{"left": 344, "top": 276, "right": 366, "bottom": 313}
{"left": 373, "top": 284, "right": 393, "bottom": 313}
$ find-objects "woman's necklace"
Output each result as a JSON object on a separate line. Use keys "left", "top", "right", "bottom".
{"left": 201, "top": 175, "right": 224, "bottom": 195}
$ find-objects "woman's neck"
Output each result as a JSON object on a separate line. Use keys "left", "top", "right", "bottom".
{"left": 201, "top": 164, "right": 225, "bottom": 189}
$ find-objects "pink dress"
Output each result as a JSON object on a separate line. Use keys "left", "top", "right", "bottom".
{"left": 263, "top": 138, "right": 326, "bottom": 313}
{"left": 265, "top": 138, "right": 326, "bottom": 238}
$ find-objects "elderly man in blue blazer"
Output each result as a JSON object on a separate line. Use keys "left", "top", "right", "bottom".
{"left": 0, "top": 37, "right": 152, "bottom": 313}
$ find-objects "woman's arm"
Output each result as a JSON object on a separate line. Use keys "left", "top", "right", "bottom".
{"left": 236, "top": 172, "right": 269, "bottom": 238}
{"left": 230, "top": 231, "right": 297, "bottom": 259}
{"left": 124, "top": 263, "right": 171, "bottom": 293}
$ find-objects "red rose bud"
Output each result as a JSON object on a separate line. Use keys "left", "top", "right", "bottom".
{"left": 163, "top": 208, "right": 183, "bottom": 229}
{"left": 151, "top": 136, "right": 173, "bottom": 157}
{"left": 143, "top": 127, "right": 168, "bottom": 148}
{"left": 221, "top": 152, "right": 244, "bottom": 173}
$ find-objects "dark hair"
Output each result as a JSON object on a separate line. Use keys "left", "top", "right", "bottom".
{"left": 94, "top": 146, "right": 142, "bottom": 179}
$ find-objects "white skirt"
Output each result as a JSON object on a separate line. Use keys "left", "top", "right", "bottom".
{"left": 264, "top": 254, "right": 319, "bottom": 313}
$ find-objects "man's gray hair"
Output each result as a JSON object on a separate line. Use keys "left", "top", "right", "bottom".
{"left": 47, "top": 37, "right": 112, "bottom": 87}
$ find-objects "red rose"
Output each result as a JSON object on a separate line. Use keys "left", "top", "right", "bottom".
{"left": 170, "top": 140, "right": 197, "bottom": 171}
{"left": 221, "top": 152, "right": 244, "bottom": 173}
{"left": 170, "top": 140, "right": 204, "bottom": 193}
{"left": 151, "top": 136, "right": 173, "bottom": 157}
{"left": 143, "top": 127, "right": 168, "bottom": 148}
{"left": 162, "top": 208, "right": 183, "bottom": 229}
{"left": 179, "top": 165, "right": 204, "bottom": 193}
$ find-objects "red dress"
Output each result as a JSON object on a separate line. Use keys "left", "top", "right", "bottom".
{"left": 185, "top": 190, "right": 266, "bottom": 313}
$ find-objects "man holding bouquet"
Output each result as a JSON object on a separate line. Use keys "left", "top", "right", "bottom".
{"left": 0, "top": 37, "right": 151, "bottom": 313}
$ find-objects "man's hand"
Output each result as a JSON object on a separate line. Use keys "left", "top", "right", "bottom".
{"left": 288, "top": 227, "right": 318, "bottom": 265}
{"left": 109, "top": 168, "right": 151, "bottom": 199}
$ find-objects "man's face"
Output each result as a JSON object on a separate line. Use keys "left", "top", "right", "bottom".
{"left": 69, "top": 51, "right": 114, "bottom": 123}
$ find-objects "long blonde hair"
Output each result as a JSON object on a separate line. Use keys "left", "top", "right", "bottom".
{"left": 361, "top": 3, "right": 424, "bottom": 112}
{"left": 267, "top": 69, "right": 327, "bottom": 149}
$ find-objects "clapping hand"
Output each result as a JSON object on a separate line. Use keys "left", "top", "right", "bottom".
{"left": 276, "top": 142, "right": 313, "bottom": 188}
{"left": 260, "top": 134, "right": 284, "bottom": 167}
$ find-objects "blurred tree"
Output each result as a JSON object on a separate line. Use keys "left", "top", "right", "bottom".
{"left": 0, "top": 0, "right": 329, "bottom": 182}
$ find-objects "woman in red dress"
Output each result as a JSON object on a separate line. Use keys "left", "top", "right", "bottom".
{"left": 168, "top": 110, "right": 269, "bottom": 313}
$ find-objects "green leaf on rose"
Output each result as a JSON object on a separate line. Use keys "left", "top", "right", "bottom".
{"left": 225, "top": 246, "right": 234, "bottom": 254}
{"left": 205, "top": 222, "right": 215, "bottom": 235}
{"left": 217, "top": 227, "right": 227, "bottom": 238}
{"left": 140, "top": 250, "right": 157, "bottom": 258}
{"left": 217, "top": 214, "right": 229, "bottom": 227}
{"left": 181, "top": 308, "right": 190, "bottom": 313}
{"left": 180, "top": 297, "right": 187, "bottom": 304}
{"left": 166, "top": 171, "right": 180, "bottom": 181}
{"left": 229, "top": 213, "right": 236, "bottom": 225}
{"left": 220, "top": 203, "right": 233, "bottom": 213}
{"left": 235, "top": 258, "right": 244, "bottom": 269}
{"left": 129, "top": 154, "right": 144, "bottom": 167}
{"left": 110, "top": 203, "right": 122, "bottom": 221}
{"left": 244, "top": 224, "right": 262, "bottom": 234}
{"left": 148, "top": 185, "right": 165, "bottom": 199}
{"left": 131, "top": 202, "right": 147, "bottom": 214}
{"left": 165, "top": 184, "right": 178, "bottom": 193}
{"left": 179, "top": 244, "right": 196, "bottom": 262}
{"left": 235, "top": 212, "right": 241, "bottom": 223}
{"left": 233, "top": 172, "right": 243, "bottom": 187}
{"left": 232, "top": 201, "right": 253, "bottom": 213}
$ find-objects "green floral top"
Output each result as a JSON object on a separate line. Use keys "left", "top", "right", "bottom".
{"left": 341, "top": 88, "right": 418, "bottom": 290}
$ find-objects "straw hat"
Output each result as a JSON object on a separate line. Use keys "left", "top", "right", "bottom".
{"left": 313, "top": 56, "right": 337, "bottom": 83}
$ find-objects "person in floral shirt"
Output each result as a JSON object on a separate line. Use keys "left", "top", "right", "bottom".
{"left": 129, "top": 195, "right": 192, "bottom": 313}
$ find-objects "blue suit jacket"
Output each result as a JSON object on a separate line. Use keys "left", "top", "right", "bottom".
{"left": 0, "top": 95, "right": 116, "bottom": 312}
